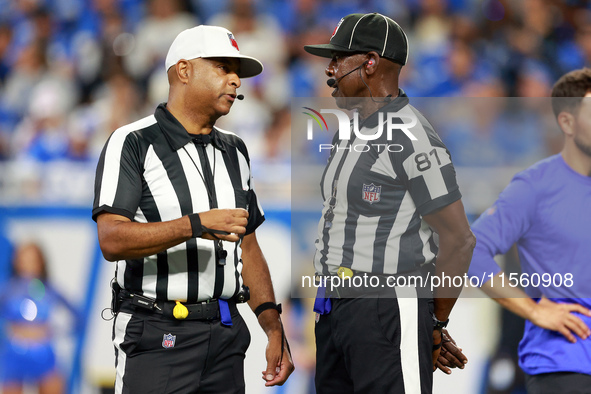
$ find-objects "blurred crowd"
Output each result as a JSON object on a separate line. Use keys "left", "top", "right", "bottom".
{"left": 0, "top": 2, "right": 587, "bottom": 392}
{"left": 0, "top": 0, "right": 589, "bottom": 199}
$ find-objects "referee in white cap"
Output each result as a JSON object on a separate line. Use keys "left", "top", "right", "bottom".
{"left": 93, "top": 25, "right": 294, "bottom": 393}
{"left": 304, "top": 13, "right": 475, "bottom": 393}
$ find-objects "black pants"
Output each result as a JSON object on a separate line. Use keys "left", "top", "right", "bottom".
{"left": 525, "top": 372, "right": 591, "bottom": 394}
{"left": 315, "top": 295, "right": 434, "bottom": 394}
{"left": 112, "top": 304, "right": 250, "bottom": 394}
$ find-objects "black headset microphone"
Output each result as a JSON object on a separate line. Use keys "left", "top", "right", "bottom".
{"left": 236, "top": 94, "right": 244, "bottom": 100}
{"left": 326, "top": 61, "right": 368, "bottom": 88}
{"left": 326, "top": 60, "right": 393, "bottom": 103}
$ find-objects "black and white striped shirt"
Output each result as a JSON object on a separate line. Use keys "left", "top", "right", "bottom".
{"left": 93, "top": 104, "right": 264, "bottom": 302}
{"left": 314, "top": 90, "right": 461, "bottom": 276}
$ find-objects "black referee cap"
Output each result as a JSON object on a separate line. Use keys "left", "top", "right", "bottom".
{"left": 304, "top": 13, "right": 409, "bottom": 66}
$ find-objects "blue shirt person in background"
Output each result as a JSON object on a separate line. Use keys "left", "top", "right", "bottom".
{"left": 468, "top": 68, "right": 591, "bottom": 393}
{"left": 0, "top": 241, "right": 79, "bottom": 394}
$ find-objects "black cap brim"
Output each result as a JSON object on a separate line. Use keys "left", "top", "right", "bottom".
{"left": 304, "top": 43, "right": 359, "bottom": 58}
{"left": 201, "top": 55, "right": 263, "bottom": 78}
{"left": 235, "top": 57, "right": 264, "bottom": 78}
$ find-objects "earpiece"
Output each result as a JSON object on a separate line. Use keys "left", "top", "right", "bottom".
{"left": 368, "top": 60, "right": 374, "bottom": 66}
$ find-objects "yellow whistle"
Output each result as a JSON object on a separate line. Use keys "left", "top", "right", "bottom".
{"left": 173, "top": 301, "right": 189, "bottom": 320}
{"left": 337, "top": 266, "right": 354, "bottom": 279}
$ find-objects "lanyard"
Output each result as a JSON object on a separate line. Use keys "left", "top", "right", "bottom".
{"left": 182, "top": 137, "right": 227, "bottom": 266}
{"left": 323, "top": 137, "right": 353, "bottom": 229}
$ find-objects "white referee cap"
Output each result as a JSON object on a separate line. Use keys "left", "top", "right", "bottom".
{"left": 165, "top": 25, "right": 264, "bottom": 78}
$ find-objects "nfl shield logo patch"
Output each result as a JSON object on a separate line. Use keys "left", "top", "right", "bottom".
{"left": 362, "top": 183, "right": 381, "bottom": 204}
{"left": 162, "top": 333, "right": 176, "bottom": 349}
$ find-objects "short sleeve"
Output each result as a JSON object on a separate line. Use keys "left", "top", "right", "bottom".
{"left": 245, "top": 174, "right": 265, "bottom": 235}
{"left": 389, "top": 109, "right": 462, "bottom": 215}
{"left": 92, "top": 130, "right": 143, "bottom": 221}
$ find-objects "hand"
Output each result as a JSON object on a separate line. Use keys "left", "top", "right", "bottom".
{"left": 529, "top": 297, "right": 591, "bottom": 343}
{"left": 435, "top": 328, "right": 468, "bottom": 374}
{"left": 260, "top": 330, "right": 295, "bottom": 386}
{"left": 198, "top": 208, "right": 248, "bottom": 242}
{"left": 432, "top": 329, "right": 442, "bottom": 371}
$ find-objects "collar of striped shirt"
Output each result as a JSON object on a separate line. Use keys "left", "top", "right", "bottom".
{"left": 361, "top": 88, "right": 410, "bottom": 129}
{"left": 154, "top": 103, "right": 227, "bottom": 152}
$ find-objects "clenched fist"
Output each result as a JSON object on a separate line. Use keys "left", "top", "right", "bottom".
{"left": 198, "top": 208, "right": 249, "bottom": 242}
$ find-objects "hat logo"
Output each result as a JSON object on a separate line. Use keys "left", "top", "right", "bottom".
{"left": 331, "top": 18, "right": 344, "bottom": 39}
{"left": 228, "top": 33, "right": 239, "bottom": 51}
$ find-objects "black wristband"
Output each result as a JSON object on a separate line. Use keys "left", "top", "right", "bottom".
{"left": 254, "top": 302, "right": 282, "bottom": 318}
{"left": 188, "top": 213, "right": 203, "bottom": 238}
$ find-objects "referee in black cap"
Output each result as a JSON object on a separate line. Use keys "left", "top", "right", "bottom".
{"left": 93, "top": 25, "right": 293, "bottom": 393}
{"left": 304, "top": 13, "right": 475, "bottom": 393}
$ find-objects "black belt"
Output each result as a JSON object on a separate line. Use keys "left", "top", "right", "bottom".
{"left": 119, "top": 291, "right": 227, "bottom": 321}
{"left": 323, "top": 264, "right": 434, "bottom": 299}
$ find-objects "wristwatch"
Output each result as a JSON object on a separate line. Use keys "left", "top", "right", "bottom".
{"left": 432, "top": 314, "right": 449, "bottom": 331}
